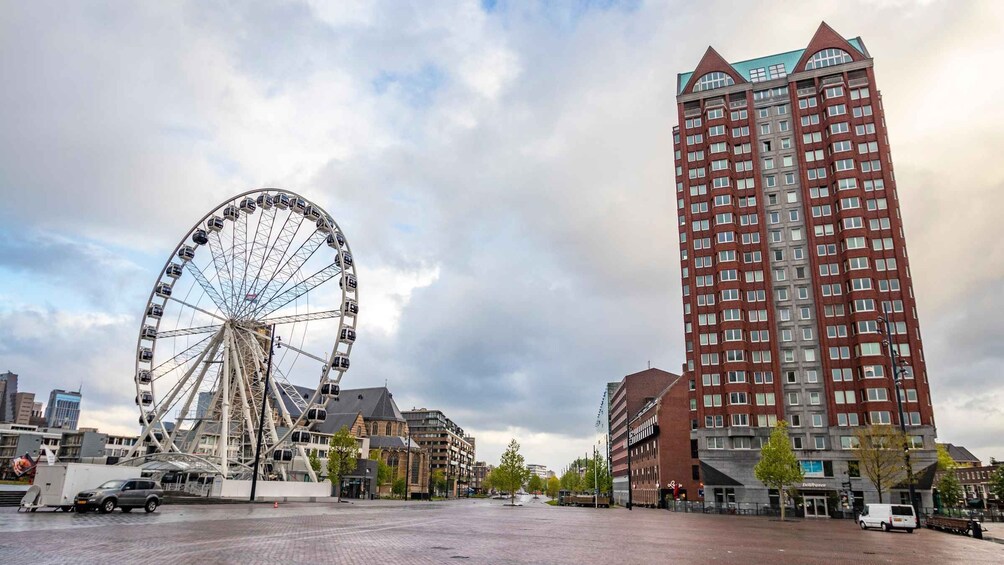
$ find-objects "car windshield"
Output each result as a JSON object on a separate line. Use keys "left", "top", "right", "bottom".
{"left": 97, "top": 480, "right": 126, "bottom": 489}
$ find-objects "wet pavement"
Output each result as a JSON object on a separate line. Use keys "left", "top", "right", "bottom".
{"left": 1, "top": 495, "right": 1001, "bottom": 564}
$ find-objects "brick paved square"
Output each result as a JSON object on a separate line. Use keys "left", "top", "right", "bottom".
{"left": 1, "top": 496, "right": 1000, "bottom": 564}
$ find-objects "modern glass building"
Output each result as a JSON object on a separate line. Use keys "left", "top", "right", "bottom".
{"left": 45, "top": 389, "right": 82, "bottom": 430}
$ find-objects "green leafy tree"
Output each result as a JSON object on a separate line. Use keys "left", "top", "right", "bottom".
{"left": 527, "top": 474, "right": 543, "bottom": 494}
{"left": 936, "top": 444, "right": 956, "bottom": 472}
{"left": 392, "top": 477, "right": 407, "bottom": 498}
{"left": 308, "top": 449, "right": 321, "bottom": 477}
{"left": 853, "top": 425, "right": 908, "bottom": 503}
{"left": 583, "top": 456, "right": 613, "bottom": 494}
{"left": 754, "top": 421, "right": 804, "bottom": 521}
{"left": 431, "top": 469, "right": 447, "bottom": 496}
{"left": 495, "top": 438, "right": 531, "bottom": 505}
{"left": 989, "top": 465, "right": 1004, "bottom": 503}
{"left": 560, "top": 469, "right": 581, "bottom": 492}
{"left": 545, "top": 476, "right": 560, "bottom": 499}
{"left": 327, "top": 425, "right": 359, "bottom": 497}
{"left": 369, "top": 449, "right": 393, "bottom": 490}
{"left": 935, "top": 443, "right": 961, "bottom": 509}
{"left": 938, "top": 471, "right": 963, "bottom": 508}
{"left": 482, "top": 470, "right": 495, "bottom": 493}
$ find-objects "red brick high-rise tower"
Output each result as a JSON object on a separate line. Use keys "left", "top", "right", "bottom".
{"left": 673, "top": 23, "right": 936, "bottom": 510}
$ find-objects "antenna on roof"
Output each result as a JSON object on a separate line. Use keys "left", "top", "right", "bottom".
{"left": 648, "top": 360, "right": 651, "bottom": 370}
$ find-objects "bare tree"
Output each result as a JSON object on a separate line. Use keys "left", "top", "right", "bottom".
{"left": 853, "top": 426, "right": 908, "bottom": 503}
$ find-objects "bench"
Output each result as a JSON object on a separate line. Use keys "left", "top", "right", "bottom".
{"left": 925, "top": 515, "right": 983, "bottom": 538}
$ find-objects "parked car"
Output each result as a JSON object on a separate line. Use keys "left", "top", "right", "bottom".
{"left": 858, "top": 503, "right": 916, "bottom": 533}
{"left": 74, "top": 478, "right": 163, "bottom": 514}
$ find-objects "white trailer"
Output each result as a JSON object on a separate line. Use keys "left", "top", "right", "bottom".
{"left": 21, "top": 463, "right": 138, "bottom": 511}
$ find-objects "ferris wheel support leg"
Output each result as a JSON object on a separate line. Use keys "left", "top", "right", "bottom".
{"left": 296, "top": 445, "right": 318, "bottom": 483}
{"left": 231, "top": 334, "right": 261, "bottom": 472}
{"left": 219, "top": 325, "right": 232, "bottom": 477}
{"left": 128, "top": 331, "right": 223, "bottom": 458}
{"left": 164, "top": 338, "right": 220, "bottom": 453}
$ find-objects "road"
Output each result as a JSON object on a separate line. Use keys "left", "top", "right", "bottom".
{"left": 1, "top": 495, "right": 1000, "bottom": 564}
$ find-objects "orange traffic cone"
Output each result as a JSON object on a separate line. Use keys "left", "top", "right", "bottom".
{"left": 273, "top": 501, "right": 279, "bottom": 508}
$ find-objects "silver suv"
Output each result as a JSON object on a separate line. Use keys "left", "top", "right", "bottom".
{"left": 75, "top": 478, "right": 163, "bottom": 514}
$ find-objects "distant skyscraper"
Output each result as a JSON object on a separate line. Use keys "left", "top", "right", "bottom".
{"left": 0, "top": 371, "right": 17, "bottom": 422}
{"left": 13, "top": 392, "right": 35, "bottom": 425}
{"left": 196, "top": 391, "right": 214, "bottom": 420}
{"left": 45, "top": 389, "right": 82, "bottom": 429}
{"left": 673, "top": 22, "right": 935, "bottom": 507}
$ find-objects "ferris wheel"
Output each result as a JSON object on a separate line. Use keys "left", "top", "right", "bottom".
{"left": 125, "top": 189, "right": 357, "bottom": 481}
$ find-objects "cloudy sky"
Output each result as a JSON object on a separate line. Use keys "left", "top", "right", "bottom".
{"left": 2, "top": 0, "right": 1003, "bottom": 471}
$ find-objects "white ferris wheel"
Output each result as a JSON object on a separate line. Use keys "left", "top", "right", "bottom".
{"left": 124, "top": 189, "right": 357, "bottom": 481}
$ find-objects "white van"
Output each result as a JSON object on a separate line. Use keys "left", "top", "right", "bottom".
{"left": 858, "top": 503, "right": 917, "bottom": 533}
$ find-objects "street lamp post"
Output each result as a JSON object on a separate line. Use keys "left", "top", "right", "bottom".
{"left": 879, "top": 311, "right": 917, "bottom": 514}
{"left": 405, "top": 431, "right": 411, "bottom": 501}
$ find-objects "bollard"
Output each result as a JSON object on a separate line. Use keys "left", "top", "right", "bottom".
{"left": 273, "top": 501, "right": 279, "bottom": 509}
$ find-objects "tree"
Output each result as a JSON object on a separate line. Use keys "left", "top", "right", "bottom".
{"left": 853, "top": 425, "right": 908, "bottom": 503}
{"left": 753, "top": 421, "right": 804, "bottom": 521}
{"left": 938, "top": 471, "right": 963, "bottom": 509}
{"left": 308, "top": 449, "right": 321, "bottom": 477}
{"left": 494, "top": 438, "right": 531, "bottom": 506}
{"left": 935, "top": 443, "right": 961, "bottom": 509}
{"left": 431, "top": 469, "right": 446, "bottom": 497}
{"left": 990, "top": 465, "right": 1004, "bottom": 503}
{"left": 527, "top": 474, "right": 543, "bottom": 494}
{"left": 545, "top": 476, "right": 560, "bottom": 499}
{"left": 392, "top": 477, "right": 407, "bottom": 498}
{"left": 369, "top": 449, "right": 393, "bottom": 490}
{"left": 583, "top": 456, "right": 613, "bottom": 494}
{"left": 327, "top": 425, "right": 359, "bottom": 498}
{"left": 560, "top": 469, "right": 581, "bottom": 492}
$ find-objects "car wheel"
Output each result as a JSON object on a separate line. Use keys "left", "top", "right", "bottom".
{"left": 882, "top": 522, "right": 891, "bottom": 532}
{"left": 145, "top": 499, "right": 158, "bottom": 513}
{"left": 906, "top": 528, "right": 914, "bottom": 534}
{"left": 121, "top": 507, "right": 132, "bottom": 513}
{"left": 859, "top": 520, "right": 867, "bottom": 530}
{"left": 100, "top": 499, "right": 116, "bottom": 514}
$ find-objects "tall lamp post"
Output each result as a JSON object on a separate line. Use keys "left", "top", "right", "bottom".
{"left": 879, "top": 311, "right": 917, "bottom": 514}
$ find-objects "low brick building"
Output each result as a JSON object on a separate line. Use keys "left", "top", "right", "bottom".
{"left": 626, "top": 371, "right": 701, "bottom": 507}
{"left": 609, "top": 368, "right": 679, "bottom": 505}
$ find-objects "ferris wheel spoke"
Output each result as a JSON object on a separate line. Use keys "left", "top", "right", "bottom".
{"left": 236, "top": 213, "right": 301, "bottom": 319}
{"left": 246, "top": 327, "right": 329, "bottom": 367}
{"left": 163, "top": 344, "right": 219, "bottom": 452}
{"left": 157, "top": 324, "right": 222, "bottom": 339}
{"left": 137, "top": 333, "right": 222, "bottom": 453}
{"left": 247, "top": 230, "right": 327, "bottom": 318}
{"left": 257, "top": 309, "right": 342, "bottom": 326}
{"left": 183, "top": 260, "right": 230, "bottom": 316}
{"left": 207, "top": 230, "right": 237, "bottom": 316}
{"left": 151, "top": 331, "right": 217, "bottom": 380}
{"left": 255, "top": 263, "right": 341, "bottom": 319}
{"left": 167, "top": 295, "right": 228, "bottom": 322}
{"left": 231, "top": 210, "right": 250, "bottom": 315}
{"left": 242, "top": 207, "right": 276, "bottom": 312}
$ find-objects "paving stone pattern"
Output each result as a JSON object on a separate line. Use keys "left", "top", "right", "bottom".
{"left": 1, "top": 496, "right": 1001, "bottom": 564}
